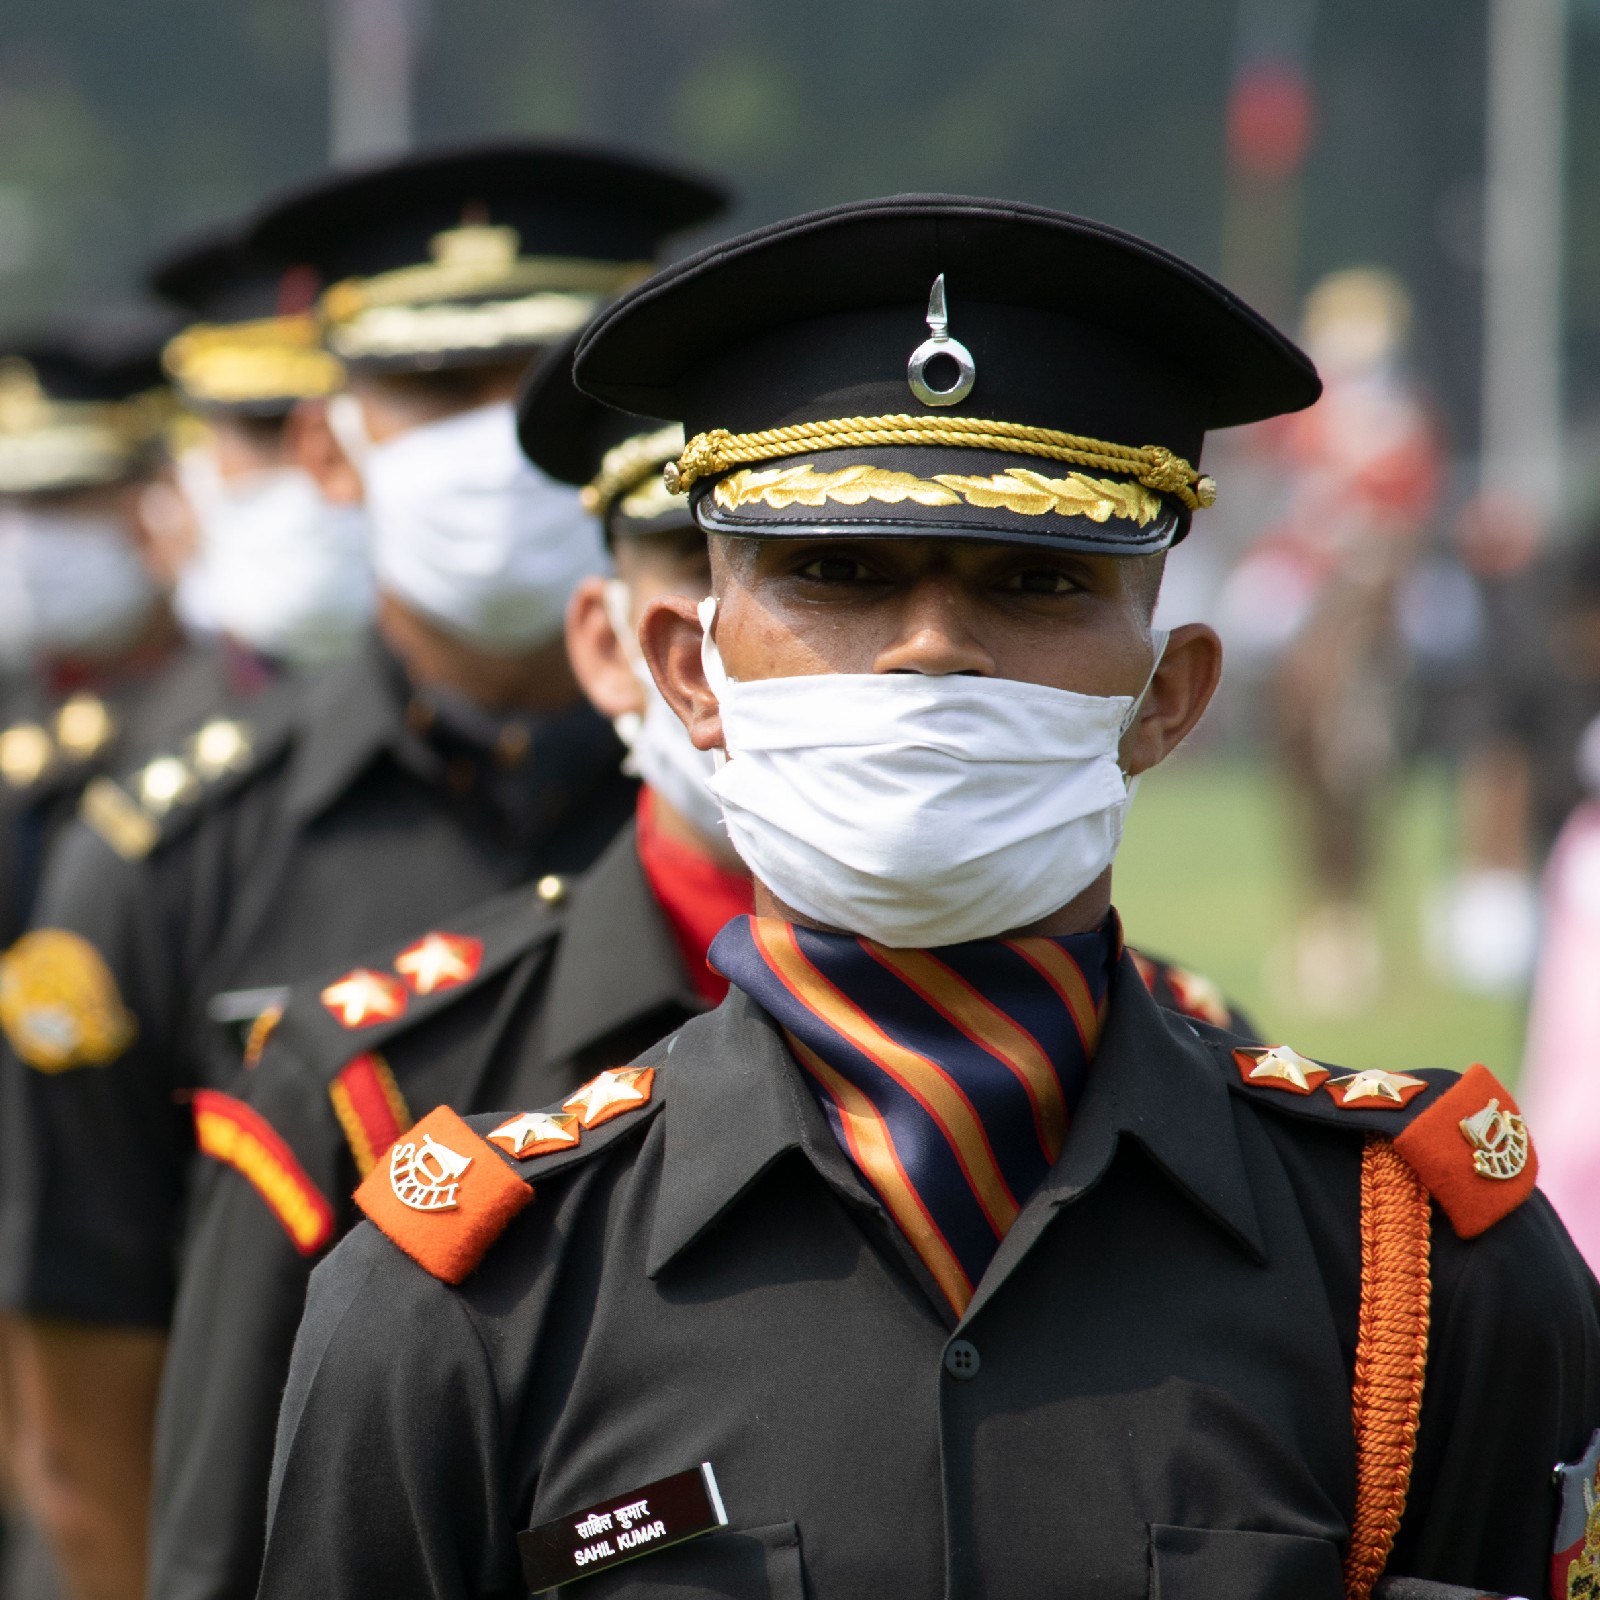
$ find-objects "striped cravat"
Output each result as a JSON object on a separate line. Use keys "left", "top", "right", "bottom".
{"left": 709, "top": 915, "right": 1114, "bottom": 1316}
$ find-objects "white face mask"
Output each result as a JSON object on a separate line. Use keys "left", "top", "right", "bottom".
{"left": 602, "top": 577, "right": 726, "bottom": 844}
{"left": 330, "top": 395, "right": 606, "bottom": 653}
{"left": 178, "top": 451, "right": 375, "bottom": 667}
{"left": 0, "top": 505, "right": 160, "bottom": 659}
{"left": 697, "top": 595, "right": 1166, "bottom": 948}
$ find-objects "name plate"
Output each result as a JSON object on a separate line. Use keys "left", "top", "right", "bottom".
{"left": 518, "top": 1462, "right": 729, "bottom": 1592}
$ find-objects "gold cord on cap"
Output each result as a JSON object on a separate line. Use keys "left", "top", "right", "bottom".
{"left": 665, "top": 413, "right": 1217, "bottom": 513}
{"left": 580, "top": 423, "right": 685, "bottom": 517}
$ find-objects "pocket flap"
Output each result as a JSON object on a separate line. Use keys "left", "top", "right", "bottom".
{"left": 1150, "top": 1524, "right": 1343, "bottom": 1600}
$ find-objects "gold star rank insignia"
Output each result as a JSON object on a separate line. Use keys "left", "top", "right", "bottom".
{"left": 1325, "top": 1069, "right": 1428, "bottom": 1109}
{"left": 393, "top": 932, "right": 483, "bottom": 997}
{"left": 487, "top": 1110, "right": 581, "bottom": 1159}
{"left": 320, "top": 968, "right": 408, "bottom": 1029}
{"left": 1233, "top": 1045, "right": 1328, "bottom": 1095}
{"left": 562, "top": 1066, "right": 656, "bottom": 1130}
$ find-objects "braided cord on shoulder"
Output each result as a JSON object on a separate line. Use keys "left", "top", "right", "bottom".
{"left": 1344, "top": 1136, "right": 1433, "bottom": 1600}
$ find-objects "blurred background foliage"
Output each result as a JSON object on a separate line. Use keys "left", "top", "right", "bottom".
{"left": 0, "top": 0, "right": 1597, "bottom": 454}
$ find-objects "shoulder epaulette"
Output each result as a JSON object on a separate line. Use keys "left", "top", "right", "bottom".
{"left": 0, "top": 695, "right": 117, "bottom": 796}
{"left": 1130, "top": 947, "right": 1254, "bottom": 1035}
{"left": 260, "top": 879, "right": 575, "bottom": 1174}
{"left": 193, "top": 1089, "right": 335, "bottom": 1255}
{"left": 355, "top": 1056, "right": 664, "bottom": 1283}
{"left": 1213, "top": 1037, "right": 1536, "bottom": 1237}
{"left": 78, "top": 703, "right": 294, "bottom": 861}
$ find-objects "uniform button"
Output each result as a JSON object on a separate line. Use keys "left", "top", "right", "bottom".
{"left": 944, "top": 1339, "right": 980, "bottom": 1380}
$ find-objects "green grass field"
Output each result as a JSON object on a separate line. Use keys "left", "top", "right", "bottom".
{"left": 1113, "top": 753, "right": 1528, "bottom": 1081}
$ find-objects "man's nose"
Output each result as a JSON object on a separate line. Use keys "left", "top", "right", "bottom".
{"left": 871, "top": 580, "right": 993, "bottom": 676}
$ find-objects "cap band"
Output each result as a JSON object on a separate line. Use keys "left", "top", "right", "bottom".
{"left": 580, "top": 423, "right": 684, "bottom": 517}
{"left": 0, "top": 360, "right": 169, "bottom": 494}
{"left": 665, "top": 414, "right": 1218, "bottom": 513}
{"left": 163, "top": 314, "right": 345, "bottom": 407}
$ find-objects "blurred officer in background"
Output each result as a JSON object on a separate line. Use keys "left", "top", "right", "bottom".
{"left": 0, "top": 316, "right": 189, "bottom": 1600}
{"left": 0, "top": 142, "right": 725, "bottom": 1600}
{"left": 0, "top": 317, "right": 206, "bottom": 948}
{"left": 259, "top": 197, "right": 1598, "bottom": 1600}
{"left": 148, "top": 337, "right": 743, "bottom": 1600}
{"left": 148, "top": 224, "right": 374, "bottom": 675}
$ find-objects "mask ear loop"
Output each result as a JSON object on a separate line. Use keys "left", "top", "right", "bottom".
{"left": 600, "top": 578, "right": 645, "bottom": 759}
{"left": 697, "top": 595, "right": 732, "bottom": 770}
{"left": 1119, "top": 629, "right": 1170, "bottom": 792}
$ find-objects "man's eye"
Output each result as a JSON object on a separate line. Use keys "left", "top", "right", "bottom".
{"left": 1007, "top": 569, "right": 1076, "bottom": 595}
{"left": 800, "top": 556, "right": 873, "bottom": 583}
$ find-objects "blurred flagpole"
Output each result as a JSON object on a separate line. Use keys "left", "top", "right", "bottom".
{"left": 1481, "top": 0, "right": 1567, "bottom": 533}
{"left": 1220, "top": 0, "right": 1317, "bottom": 330}
{"left": 328, "top": 0, "right": 419, "bottom": 164}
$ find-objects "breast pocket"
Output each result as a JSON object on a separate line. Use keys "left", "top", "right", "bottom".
{"left": 560, "top": 1521, "right": 804, "bottom": 1599}
{"left": 1149, "top": 1525, "right": 1343, "bottom": 1600}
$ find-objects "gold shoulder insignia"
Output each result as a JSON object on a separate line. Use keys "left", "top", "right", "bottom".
{"left": 79, "top": 739, "right": 221, "bottom": 861}
{"left": 54, "top": 694, "right": 113, "bottom": 761}
{"left": 0, "top": 929, "right": 137, "bottom": 1071}
{"left": 0, "top": 724, "right": 55, "bottom": 789}
{"left": 186, "top": 718, "right": 253, "bottom": 780}
{"left": 562, "top": 1065, "right": 656, "bottom": 1129}
{"left": 80, "top": 776, "right": 159, "bottom": 860}
{"left": 133, "top": 754, "right": 198, "bottom": 815}
{"left": 1232, "top": 1044, "right": 1328, "bottom": 1095}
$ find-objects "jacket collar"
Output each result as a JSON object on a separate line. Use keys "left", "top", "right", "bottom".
{"left": 531, "top": 821, "right": 706, "bottom": 1072}
{"left": 645, "top": 948, "right": 1266, "bottom": 1306}
{"left": 279, "top": 636, "right": 409, "bottom": 828}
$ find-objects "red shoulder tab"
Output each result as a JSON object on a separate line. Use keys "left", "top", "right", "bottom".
{"left": 355, "top": 1105, "right": 533, "bottom": 1284}
{"left": 1392, "top": 1062, "right": 1537, "bottom": 1238}
{"left": 328, "top": 1052, "right": 412, "bottom": 1176}
{"left": 193, "top": 1089, "right": 335, "bottom": 1256}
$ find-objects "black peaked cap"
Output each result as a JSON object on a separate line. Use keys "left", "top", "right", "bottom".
{"left": 573, "top": 194, "right": 1321, "bottom": 554}
{"left": 9, "top": 307, "right": 176, "bottom": 403}
{"left": 246, "top": 140, "right": 729, "bottom": 281}
{"left": 517, "top": 330, "right": 692, "bottom": 544}
{"left": 146, "top": 223, "right": 309, "bottom": 323}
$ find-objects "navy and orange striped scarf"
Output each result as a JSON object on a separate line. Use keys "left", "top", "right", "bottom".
{"left": 709, "top": 915, "right": 1115, "bottom": 1316}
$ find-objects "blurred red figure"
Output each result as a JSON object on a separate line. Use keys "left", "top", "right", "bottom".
{"left": 1223, "top": 269, "right": 1441, "bottom": 1012}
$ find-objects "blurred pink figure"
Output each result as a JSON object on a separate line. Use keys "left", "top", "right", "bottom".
{"left": 1521, "top": 800, "right": 1600, "bottom": 1271}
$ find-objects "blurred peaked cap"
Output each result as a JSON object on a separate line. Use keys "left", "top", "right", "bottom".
{"left": 146, "top": 221, "right": 318, "bottom": 323}
{"left": 572, "top": 194, "right": 1322, "bottom": 556}
{"left": 0, "top": 306, "right": 176, "bottom": 493}
{"left": 517, "top": 329, "right": 691, "bottom": 543}
{"left": 245, "top": 139, "right": 730, "bottom": 281}
{"left": 6, "top": 304, "right": 179, "bottom": 402}
{"left": 147, "top": 222, "right": 340, "bottom": 412}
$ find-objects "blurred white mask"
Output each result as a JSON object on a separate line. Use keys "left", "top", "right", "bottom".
{"left": 0, "top": 505, "right": 159, "bottom": 659}
{"left": 329, "top": 396, "right": 606, "bottom": 652}
{"left": 601, "top": 577, "right": 724, "bottom": 843}
{"left": 178, "top": 451, "right": 374, "bottom": 668}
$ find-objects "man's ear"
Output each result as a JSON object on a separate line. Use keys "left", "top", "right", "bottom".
{"left": 640, "top": 593, "right": 723, "bottom": 752}
{"left": 284, "top": 398, "right": 363, "bottom": 505}
{"left": 1119, "top": 622, "right": 1222, "bottom": 777}
{"left": 564, "top": 577, "right": 644, "bottom": 721}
